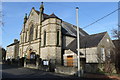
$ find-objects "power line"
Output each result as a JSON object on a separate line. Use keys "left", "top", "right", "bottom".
{"left": 82, "top": 8, "right": 120, "bottom": 29}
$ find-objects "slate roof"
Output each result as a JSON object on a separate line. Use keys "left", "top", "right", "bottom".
{"left": 7, "top": 41, "right": 19, "bottom": 47}
{"left": 48, "top": 13, "right": 60, "bottom": 19}
{"left": 80, "top": 32, "right": 107, "bottom": 48}
{"left": 66, "top": 32, "right": 107, "bottom": 53}
{"left": 35, "top": 10, "right": 60, "bottom": 20}
{"left": 62, "top": 21, "right": 89, "bottom": 37}
{"left": 35, "top": 10, "right": 50, "bottom": 20}
{"left": 34, "top": 10, "right": 88, "bottom": 37}
{"left": 112, "top": 39, "right": 120, "bottom": 48}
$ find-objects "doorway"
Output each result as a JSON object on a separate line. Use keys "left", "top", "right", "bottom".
{"left": 67, "top": 55, "right": 73, "bottom": 67}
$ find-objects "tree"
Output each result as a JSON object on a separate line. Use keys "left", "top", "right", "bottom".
{"left": 112, "top": 29, "right": 120, "bottom": 74}
{"left": 0, "top": 47, "right": 6, "bottom": 61}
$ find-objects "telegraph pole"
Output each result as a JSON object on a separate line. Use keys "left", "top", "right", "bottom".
{"left": 76, "top": 7, "right": 80, "bottom": 77}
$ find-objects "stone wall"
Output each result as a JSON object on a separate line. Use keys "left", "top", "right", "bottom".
{"left": 80, "top": 47, "right": 98, "bottom": 63}
{"left": 40, "top": 18, "right": 62, "bottom": 65}
{"left": 62, "top": 36, "right": 75, "bottom": 49}
{"left": 63, "top": 49, "right": 77, "bottom": 67}
{"left": 19, "top": 8, "right": 40, "bottom": 58}
{"left": 55, "top": 66, "right": 77, "bottom": 75}
{"left": 97, "top": 33, "right": 115, "bottom": 63}
{"left": 85, "top": 63, "right": 99, "bottom": 73}
{"left": 6, "top": 45, "right": 15, "bottom": 59}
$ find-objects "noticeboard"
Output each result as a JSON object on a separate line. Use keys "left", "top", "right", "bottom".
{"left": 43, "top": 60, "right": 49, "bottom": 66}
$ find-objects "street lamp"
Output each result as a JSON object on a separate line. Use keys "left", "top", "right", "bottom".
{"left": 76, "top": 7, "right": 80, "bottom": 77}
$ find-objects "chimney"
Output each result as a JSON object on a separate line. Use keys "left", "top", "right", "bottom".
{"left": 14, "top": 39, "right": 18, "bottom": 43}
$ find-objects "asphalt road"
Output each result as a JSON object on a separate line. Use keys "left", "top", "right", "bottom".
{"left": 2, "top": 64, "right": 70, "bottom": 78}
{"left": 1, "top": 64, "right": 114, "bottom": 80}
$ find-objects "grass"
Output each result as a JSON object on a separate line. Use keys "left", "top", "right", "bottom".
{"left": 97, "top": 70, "right": 120, "bottom": 77}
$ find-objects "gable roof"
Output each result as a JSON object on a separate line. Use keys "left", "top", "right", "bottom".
{"left": 66, "top": 32, "right": 107, "bottom": 53}
{"left": 34, "top": 9, "right": 88, "bottom": 37}
{"left": 80, "top": 31, "right": 107, "bottom": 48}
{"left": 62, "top": 21, "right": 89, "bottom": 37}
{"left": 21, "top": 8, "right": 88, "bottom": 37}
{"left": 112, "top": 39, "right": 120, "bottom": 48}
{"left": 7, "top": 41, "right": 19, "bottom": 47}
{"left": 34, "top": 10, "right": 50, "bottom": 20}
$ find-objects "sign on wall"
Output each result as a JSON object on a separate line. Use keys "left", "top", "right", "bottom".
{"left": 43, "top": 60, "right": 49, "bottom": 66}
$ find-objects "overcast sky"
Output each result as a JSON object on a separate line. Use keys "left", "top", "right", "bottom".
{"left": 2, "top": 2, "right": 118, "bottom": 49}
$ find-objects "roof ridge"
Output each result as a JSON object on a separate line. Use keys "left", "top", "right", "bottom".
{"left": 90, "top": 31, "right": 107, "bottom": 36}
{"left": 49, "top": 13, "right": 59, "bottom": 18}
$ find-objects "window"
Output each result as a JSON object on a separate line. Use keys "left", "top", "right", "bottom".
{"left": 107, "top": 39, "right": 109, "bottom": 42}
{"left": 107, "top": 49, "right": 111, "bottom": 58}
{"left": 36, "top": 27, "right": 38, "bottom": 39}
{"left": 20, "top": 35, "right": 22, "bottom": 43}
{"left": 30, "top": 52, "right": 36, "bottom": 59}
{"left": 101, "top": 48, "right": 105, "bottom": 61}
{"left": 29, "top": 24, "right": 34, "bottom": 41}
{"left": 21, "top": 35, "right": 23, "bottom": 43}
{"left": 57, "top": 30, "right": 59, "bottom": 46}
{"left": 44, "top": 31, "right": 46, "bottom": 46}
{"left": 25, "top": 32, "right": 27, "bottom": 42}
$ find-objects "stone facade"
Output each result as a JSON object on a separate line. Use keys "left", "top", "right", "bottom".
{"left": 19, "top": 3, "right": 64, "bottom": 67}
{"left": 6, "top": 2, "right": 116, "bottom": 75}
{"left": 40, "top": 18, "right": 62, "bottom": 65}
{"left": 6, "top": 39, "right": 19, "bottom": 59}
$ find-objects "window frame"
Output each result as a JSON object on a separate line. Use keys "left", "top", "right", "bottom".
{"left": 43, "top": 30, "right": 46, "bottom": 46}
{"left": 29, "top": 24, "right": 34, "bottom": 41}
{"left": 57, "top": 30, "right": 60, "bottom": 46}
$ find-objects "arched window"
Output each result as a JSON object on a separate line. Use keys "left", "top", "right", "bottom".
{"left": 36, "top": 27, "right": 38, "bottom": 39}
{"left": 25, "top": 31, "right": 27, "bottom": 42}
{"left": 21, "top": 34, "right": 23, "bottom": 43}
{"left": 44, "top": 31, "right": 46, "bottom": 46}
{"left": 29, "top": 24, "right": 34, "bottom": 41}
{"left": 20, "top": 35, "right": 22, "bottom": 43}
{"left": 57, "top": 30, "right": 60, "bottom": 46}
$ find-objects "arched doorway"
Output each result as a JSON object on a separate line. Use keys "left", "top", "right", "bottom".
{"left": 30, "top": 52, "right": 36, "bottom": 59}
{"left": 29, "top": 52, "right": 36, "bottom": 64}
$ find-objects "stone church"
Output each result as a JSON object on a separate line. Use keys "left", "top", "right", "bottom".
{"left": 17, "top": 2, "right": 115, "bottom": 74}
{"left": 19, "top": 2, "right": 88, "bottom": 65}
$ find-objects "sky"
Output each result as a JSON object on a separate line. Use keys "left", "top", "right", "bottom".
{"left": 2, "top": 2, "right": 118, "bottom": 49}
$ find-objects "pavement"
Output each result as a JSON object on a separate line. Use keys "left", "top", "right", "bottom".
{"left": 1, "top": 63, "right": 120, "bottom": 80}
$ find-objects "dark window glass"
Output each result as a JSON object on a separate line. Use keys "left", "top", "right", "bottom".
{"left": 44, "top": 31, "right": 46, "bottom": 46}
{"left": 57, "top": 31, "right": 59, "bottom": 46}
{"left": 29, "top": 24, "right": 34, "bottom": 41}
{"left": 36, "top": 27, "right": 38, "bottom": 39}
{"left": 30, "top": 52, "right": 36, "bottom": 59}
{"left": 25, "top": 32, "right": 27, "bottom": 42}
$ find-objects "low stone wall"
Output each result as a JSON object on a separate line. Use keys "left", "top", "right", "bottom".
{"left": 55, "top": 66, "right": 77, "bottom": 75}
{"left": 25, "top": 64, "right": 38, "bottom": 69}
{"left": 85, "top": 63, "right": 99, "bottom": 73}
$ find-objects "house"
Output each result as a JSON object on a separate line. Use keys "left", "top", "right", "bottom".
{"left": 6, "top": 2, "right": 115, "bottom": 75}
{"left": 6, "top": 39, "right": 19, "bottom": 60}
{"left": 63, "top": 32, "right": 115, "bottom": 73}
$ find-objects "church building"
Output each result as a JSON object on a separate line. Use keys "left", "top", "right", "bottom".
{"left": 19, "top": 2, "right": 88, "bottom": 65}
{"left": 15, "top": 2, "right": 115, "bottom": 74}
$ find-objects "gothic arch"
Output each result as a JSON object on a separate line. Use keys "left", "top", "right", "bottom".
{"left": 26, "top": 46, "right": 37, "bottom": 59}
{"left": 29, "top": 22, "right": 34, "bottom": 41}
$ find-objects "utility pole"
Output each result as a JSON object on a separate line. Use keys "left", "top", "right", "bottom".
{"left": 76, "top": 7, "right": 80, "bottom": 77}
